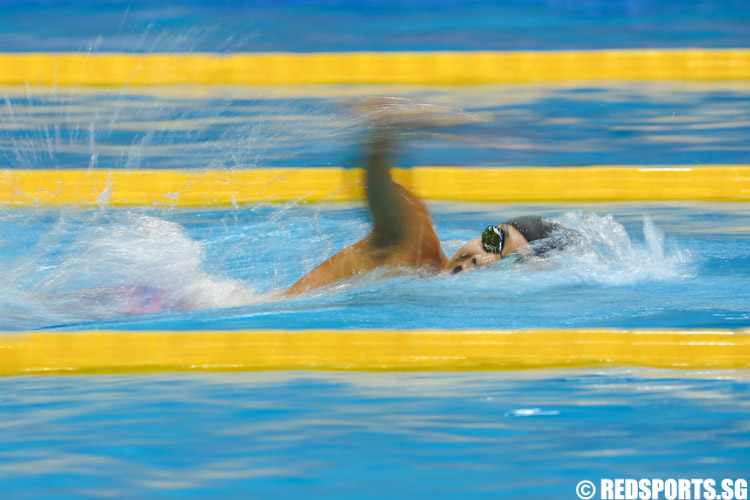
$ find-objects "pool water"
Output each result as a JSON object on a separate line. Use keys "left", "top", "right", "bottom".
{"left": 1, "top": 202, "right": 749, "bottom": 332}
{"left": 2, "top": 84, "right": 749, "bottom": 496}
{"left": 1, "top": 82, "right": 749, "bottom": 497}
{"left": 2, "top": 0, "right": 749, "bottom": 53}
{"left": 3, "top": 83, "right": 750, "bottom": 170}
{"left": 2, "top": 370, "right": 749, "bottom": 499}
{"left": 1, "top": 83, "right": 750, "bottom": 331}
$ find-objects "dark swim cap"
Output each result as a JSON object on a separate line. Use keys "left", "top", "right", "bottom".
{"left": 506, "top": 217, "right": 558, "bottom": 243}
{"left": 481, "top": 225, "right": 505, "bottom": 254}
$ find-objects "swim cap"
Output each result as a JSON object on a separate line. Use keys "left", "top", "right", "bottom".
{"left": 506, "top": 217, "right": 558, "bottom": 242}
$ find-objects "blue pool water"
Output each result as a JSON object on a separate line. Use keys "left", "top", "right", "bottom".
{"left": 1, "top": 82, "right": 749, "bottom": 498}
{"left": 1, "top": 202, "right": 749, "bottom": 332}
{"left": 2, "top": 370, "right": 749, "bottom": 499}
{"left": 3, "top": 83, "right": 750, "bottom": 170}
{"left": 2, "top": 0, "right": 749, "bottom": 52}
{"left": 2, "top": 0, "right": 749, "bottom": 498}
{"left": 1, "top": 84, "right": 749, "bottom": 331}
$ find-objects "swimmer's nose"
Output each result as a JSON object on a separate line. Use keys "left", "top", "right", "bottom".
{"left": 451, "top": 257, "right": 478, "bottom": 274}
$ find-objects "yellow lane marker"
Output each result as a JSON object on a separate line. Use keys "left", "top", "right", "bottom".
{"left": 1, "top": 166, "right": 749, "bottom": 206}
{"left": 1, "top": 50, "right": 749, "bottom": 86}
{"left": 1, "top": 329, "right": 748, "bottom": 375}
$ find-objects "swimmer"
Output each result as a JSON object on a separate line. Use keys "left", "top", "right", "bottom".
{"left": 284, "top": 100, "right": 566, "bottom": 295}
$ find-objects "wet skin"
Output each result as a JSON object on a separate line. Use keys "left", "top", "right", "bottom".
{"left": 444, "top": 225, "right": 530, "bottom": 274}
{"left": 284, "top": 158, "right": 447, "bottom": 296}
{"left": 285, "top": 186, "right": 446, "bottom": 295}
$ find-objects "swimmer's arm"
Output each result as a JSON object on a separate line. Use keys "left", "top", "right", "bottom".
{"left": 283, "top": 237, "right": 379, "bottom": 296}
{"left": 284, "top": 126, "right": 444, "bottom": 296}
{"left": 365, "top": 136, "right": 418, "bottom": 248}
{"left": 284, "top": 142, "right": 413, "bottom": 297}
{"left": 283, "top": 144, "right": 440, "bottom": 296}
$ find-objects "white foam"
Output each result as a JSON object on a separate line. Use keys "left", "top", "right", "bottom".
{"left": 23, "top": 213, "right": 260, "bottom": 322}
{"left": 532, "top": 212, "right": 690, "bottom": 286}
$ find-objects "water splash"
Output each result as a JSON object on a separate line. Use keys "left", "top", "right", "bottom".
{"left": 544, "top": 211, "right": 690, "bottom": 286}
{"left": 0, "top": 28, "right": 350, "bottom": 173}
{"left": 0, "top": 212, "right": 260, "bottom": 329}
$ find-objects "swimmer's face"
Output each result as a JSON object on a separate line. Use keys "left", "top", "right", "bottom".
{"left": 445, "top": 236, "right": 502, "bottom": 274}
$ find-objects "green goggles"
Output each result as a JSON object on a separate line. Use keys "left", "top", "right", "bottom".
{"left": 481, "top": 225, "right": 505, "bottom": 254}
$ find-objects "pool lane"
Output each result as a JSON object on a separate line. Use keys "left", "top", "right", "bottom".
{"left": 1, "top": 329, "right": 749, "bottom": 375}
{"left": 1, "top": 50, "right": 750, "bottom": 87}
{"left": 2, "top": 166, "right": 749, "bottom": 207}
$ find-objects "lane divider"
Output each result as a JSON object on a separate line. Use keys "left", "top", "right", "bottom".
{"left": 1, "top": 50, "right": 749, "bottom": 86}
{"left": 1, "top": 166, "right": 748, "bottom": 206}
{"left": 1, "top": 329, "right": 748, "bottom": 375}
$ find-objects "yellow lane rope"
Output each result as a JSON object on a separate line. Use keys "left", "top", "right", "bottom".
{"left": 1, "top": 166, "right": 748, "bottom": 206}
{"left": 1, "top": 329, "right": 748, "bottom": 375}
{"left": 1, "top": 50, "right": 749, "bottom": 86}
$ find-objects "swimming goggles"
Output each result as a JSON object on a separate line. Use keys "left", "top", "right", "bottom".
{"left": 481, "top": 225, "right": 505, "bottom": 254}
